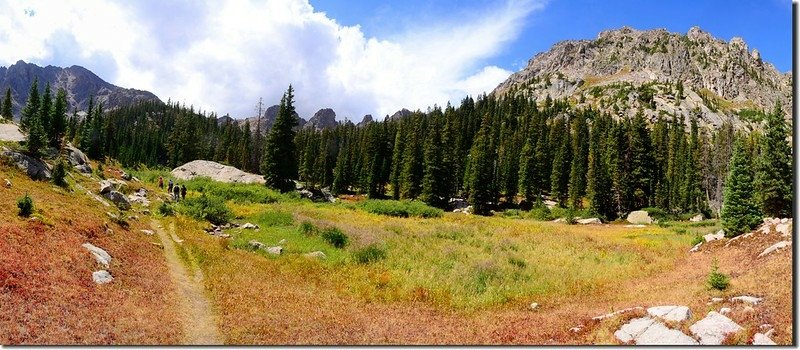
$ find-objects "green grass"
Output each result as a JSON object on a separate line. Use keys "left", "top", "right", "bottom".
{"left": 358, "top": 199, "right": 443, "bottom": 218}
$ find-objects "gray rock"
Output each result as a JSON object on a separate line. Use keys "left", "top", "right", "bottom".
{"left": 92, "top": 270, "right": 113, "bottom": 284}
{"left": 626, "top": 211, "right": 653, "bottom": 224}
{"left": 577, "top": 218, "right": 602, "bottom": 225}
{"left": 304, "top": 251, "right": 326, "bottom": 259}
{"left": 758, "top": 241, "right": 791, "bottom": 258}
{"left": 266, "top": 246, "right": 282, "bottom": 255}
{"left": 172, "top": 160, "right": 265, "bottom": 184}
{"left": 3, "top": 178, "right": 10, "bottom": 188}
{"left": 689, "top": 242, "right": 702, "bottom": 252}
{"left": 719, "top": 307, "right": 731, "bottom": 315}
{"left": 241, "top": 223, "right": 259, "bottom": 229}
{"left": 689, "top": 214, "right": 704, "bottom": 222}
{"left": 74, "top": 164, "right": 92, "bottom": 174}
{"left": 1, "top": 147, "right": 51, "bottom": 180}
{"left": 103, "top": 191, "right": 131, "bottom": 210}
{"left": 248, "top": 240, "right": 266, "bottom": 250}
{"left": 615, "top": 317, "right": 697, "bottom": 345}
{"left": 82, "top": 243, "right": 112, "bottom": 268}
{"left": 121, "top": 172, "right": 132, "bottom": 180}
{"left": 704, "top": 230, "right": 725, "bottom": 242}
{"left": 775, "top": 223, "right": 791, "bottom": 236}
{"left": 730, "top": 295, "right": 762, "bottom": 305}
{"left": 64, "top": 143, "right": 89, "bottom": 167}
{"left": 752, "top": 333, "right": 776, "bottom": 345}
{"left": 140, "top": 229, "right": 154, "bottom": 236}
{"left": 647, "top": 305, "right": 691, "bottom": 322}
{"left": 689, "top": 311, "right": 744, "bottom": 345}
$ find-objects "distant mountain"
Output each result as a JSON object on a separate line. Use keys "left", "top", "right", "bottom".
{"left": 0, "top": 60, "right": 161, "bottom": 120}
{"left": 357, "top": 114, "right": 373, "bottom": 127}
{"left": 493, "top": 26, "right": 792, "bottom": 128}
{"left": 304, "top": 108, "right": 338, "bottom": 130}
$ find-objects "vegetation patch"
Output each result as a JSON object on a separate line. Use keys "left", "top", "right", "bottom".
{"left": 358, "top": 199, "right": 443, "bottom": 218}
{"left": 179, "top": 194, "right": 233, "bottom": 225}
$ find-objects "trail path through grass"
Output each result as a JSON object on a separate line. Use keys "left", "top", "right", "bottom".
{"left": 151, "top": 219, "right": 223, "bottom": 344}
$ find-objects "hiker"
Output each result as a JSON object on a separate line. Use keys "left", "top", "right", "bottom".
{"left": 173, "top": 183, "right": 180, "bottom": 201}
{"left": 168, "top": 179, "right": 174, "bottom": 193}
{"left": 181, "top": 184, "right": 187, "bottom": 200}
{"left": 158, "top": 176, "right": 164, "bottom": 190}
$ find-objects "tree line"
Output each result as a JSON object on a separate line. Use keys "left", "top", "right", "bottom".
{"left": 11, "top": 82, "right": 792, "bottom": 236}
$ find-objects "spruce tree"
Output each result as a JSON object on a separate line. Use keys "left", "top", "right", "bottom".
{"left": 26, "top": 111, "right": 47, "bottom": 158}
{"left": 721, "top": 139, "right": 762, "bottom": 236}
{"left": 332, "top": 139, "right": 350, "bottom": 195}
{"left": 389, "top": 124, "right": 404, "bottom": 199}
{"left": 39, "top": 82, "right": 53, "bottom": 137}
{"left": 239, "top": 120, "right": 252, "bottom": 173}
{"left": 467, "top": 115, "right": 494, "bottom": 215}
{"left": 50, "top": 88, "right": 68, "bottom": 148}
{"left": 518, "top": 123, "right": 537, "bottom": 203}
{"left": 1, "top": 88, "right": 12, "bottom": 121}
{"left": 550, "top": 117, "right": 572, "bottom": 206}
{"left": 628, "top": 110, "right": 655, "bottom": 209}
{"left": 20, "top": 78, "right": 40, "bottom": 130}
{"left": 421, "top": 115, "right": 446, "bottom": 207}
{"left": 261, "top": 85, "right": 299, "bottom": 192}
{"left": 588, "top": 114, "right": 613, "bottom": 220}
{"left": 754, "top": 103, "right": 792, "bottom": 217}
{"left": 400, "top": 117, "right": 423, "bottom": 199}
{"left": 568, "top": 114, "right": 589, "bottom": 208}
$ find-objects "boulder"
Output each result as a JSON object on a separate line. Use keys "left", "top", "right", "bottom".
{"left": 172, "top": 160, "right": 265, "bottom": 184}
{"left": 121, "top": 172, "right": 132, "bottom": 180}
{"left": 320, "top": 187, "right": 336, "bottom": 203}
{"left": 74, "top": 164, "right": 92, "bottom": 174}
{"left": 241, "top": 223, "right": 259, "bottom": 230}
{"left": 730, "top": 296, "right": 762, "bottom": 305}
{"left": 99, "top": 181, "right": 114, "bottom": 194}
{"left": 758, "top": 241, "right": 791, "bottom": 258}
{"left": 752, "top": 333, "right": 776, "bottom": 345}
{"left": 1, "top": 147, "right": 51, "bottom": 180}
{"left": 304, "top": 251, "right": 326, "bottom": 259}
{"left": 615, "top": 317, "right": 697, "bottom": 345}
{"left": 626, "top": 211, "right": 653, "bottom": 224}
{"left": 577, "top": 218, "right": 602, "bottom": 225}
{"left": 82, "top": 243, "right": 112, "bottom": 268}
{"left": 248, "top": 240, "right": 266, "bottom": 250}
{"left": 92, "top": 270, "right": 113, "bottom": 284}
{"left": 703, "top": 230, "right": 725, "bottom": 242}
{"left": 689, "top": 311, "right": 744, "bottom": 345}
{"left": 624, "top": 224, "right": 646, "bottom": 228}
{"left": 103, "top": 191, "right": 131, "bottom": 210}
{"left": 64, "top": 143, "right": 90, "bottom": 172}
{"left": 647, "top": 305, "right": 691, "bottom": 322}
{"left": 689, "top": 214, "right": 704, "bottom": 222}
{"left": 266, "top": 246, "right": 282, "bottom": 255}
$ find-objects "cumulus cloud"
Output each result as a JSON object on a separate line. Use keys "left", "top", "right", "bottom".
{"left": 0, "top": 0, "right": 544, "bottom": 119}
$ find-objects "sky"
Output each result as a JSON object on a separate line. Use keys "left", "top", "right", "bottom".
{"left": 0, "top": 0, "right": 791, "bottom": 120}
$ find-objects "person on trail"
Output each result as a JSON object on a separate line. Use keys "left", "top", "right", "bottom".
{"left": 173, "top": 183, "right": 181, "bottom": 201}
{"left": 168, "top": 179, "right": 174, "bottom": 193}
{"left": 158, "top": 176, "right": 164, "bottom": 190}
{"left": 181, "top": 184, "right": 187, "bottom": 200}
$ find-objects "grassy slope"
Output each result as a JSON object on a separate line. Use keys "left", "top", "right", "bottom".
{"left": 135, "top": 173, "right": 790, "bottom": 345}
{"left": 0, "top": 161, "right": 183, "bottom": 344}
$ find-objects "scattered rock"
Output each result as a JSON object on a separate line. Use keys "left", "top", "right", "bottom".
{"left": 647, "top": 305, "right": 691, "bottom": 322}
{"left": 719, "top": 307, "right": 731, "bottom": 315}
{"left": 1, "top": 147, "right": 51, "bottom": 180}
{"left": 569, "top": 326, "right": 583, "bottom": 333}
{"left": 241, "top": 223, "right": 259, "bottom": 230}
{"left": 103, "top": 191, "right": 131, "bottom": 210}
{"left": 742, "top": 306, "right": 756, "bottom": 314}
{"left": 248, "top": 240, "right": 266, "bottom": 250}
{"left": 752, "top": 333, "right": 776, "bottom": 345}
{"left": 3, "top": 178, "right": 10, "bottom": 188}
{"left": 266, "top": 246, "right": 282, "bottom": 255}
{"left": 552, "top": 218, "right": 565, "bottom": 223}
{"left": 577, "top": 218, "right": 602, "bottom": 225}
{"left": 774, "top": 223, "right": 791, "bottom": 236}
{"left": 689, "top": 311, "right": 744, "bottom": 345}
{"left": 449, "top": 198, "right": 469, "bottom": 211}
{"left": 730, "top": 296, "right": 762, "bottom": 305}
{"left": 92, "top": 270, "right": 113, "bottom": 284}
{"left": 529, "top": 302, "right": 539, "bottom": 310}
{"left": 121, "top": 172, "right": 132, "bottom": 180}
{"left": 82, "top": 243, "right": 112, "bottom": 268}
{"left": 689, "top": 214, "right": 704, "bottom": 222}
{"left": 710, "top": 297, "right": 724, "bottom": 303}
{"left": 304, "top": 251, "right": 326, "bottom": 259}
{"left": 757, "top": 241, "right": 791, "bottom": 258}
{"left": 703, "top": 230, "right": 725, "bottom": 242}
{"left": 615, "top": 317, "right": 697, "bottom": 345}
{"left": 626, "top": 210, "right": 652, "bottom": 224}
{"left": 140, "top": 229, "right": 154, "bottom": 236}
{"left": 689, "top": 242, "right": 702, "bottom": 252}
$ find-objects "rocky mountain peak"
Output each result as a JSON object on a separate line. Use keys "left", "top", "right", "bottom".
{"left": 304, "top": 108, "right": 338, "bottom": 130}
{"left": 493, "top": 26, "right": 792, "bottom": 129}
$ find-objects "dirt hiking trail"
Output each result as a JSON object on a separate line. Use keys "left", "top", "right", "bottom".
{"left": 152, "top": 220, "right": 223, "bottom": 344}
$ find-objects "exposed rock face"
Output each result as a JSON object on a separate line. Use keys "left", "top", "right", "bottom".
{"left": 647, "top": 305, "right": 691, "bottom": 322}
{"left": 689, "top": 311, "right": 744, "bottom": 345}
{"left": 0, "top": 60, "right": 161, "bottom": 120}
{"left": 1, "top": 147, "right": 51, "bottom": 180}
{"left": 493, "top": 26, "right": 792, "bottom": 128}
{"left": 614, "top": 317, "right": 697, "bottom": 345}
{"left": 241, "top": 104, "right": 306, "bottom": 134}
{"left": 64, "top": 143, "right": 92, "bottom": 173}
{"left": 0, "top": 123, "right": 25, "bottom": 142}
{"left": 304, "top": 108, "right": 338, "bottom": 130}
{"left": 172, "top": 160, "right": 265, "bottom": 184}
{"left": 357, "top": 114, "right": 373, "bottom": 127}
{"left": 388, "top": 108, "right": 412, "bottom": 121}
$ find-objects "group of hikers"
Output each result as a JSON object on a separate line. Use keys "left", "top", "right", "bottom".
{"left": 158, "top": 176, "right": 186, "bottom": 201}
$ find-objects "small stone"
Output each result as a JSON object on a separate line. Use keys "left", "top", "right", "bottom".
{"left": 624, "top": 224, "right": 646, "bottom": 228}
{"left": 689, "top": 214, "right": 703, "bottom": 222}
{"left": 304, "top": 251, "right": 326, "bottom": 259}
{"left": 711, "top": 298, "right": 724, "bottom": 303}
{"left": 731, "top": 296, "right": 762, "bottom": 305}
{"left": 569, "top": 326, "right": 583, "bottom": 333}
{"left": 719, "top": 307, "right": 731, "bottom": 315}
{"left": 278, "top": 239, "right": 287, "bottom": 245}
{"left": 92, "top": 270, "right": 113, "bottom": 284}
{"left": 775, "top": 223, "right": 790, "bottom": 236}
{"left": 752, "top": 333, "right": 776, "bottom": 345}
{"left": 704, "top": 230, "right": 725, "bottom": 242}
{"left": 248, "top": 240, "right": 266, "bottom": 250}
{"left": 241, "top": 222, "right": 259, "bottom": 229}
{"left": 577, "top": 217, "right": 602, "bottom": 225}
{"left": 689, "top": 242, "right": 702, "bottom": 252}
{"left": 742, "top": 306, "right": 756, "bottom": 314}
{"left": 82, "top": 243, "right": 112, "bottom": 268}
{"left": 266, "top": 246, "right": 282, "bottom": 255}
{"left": 3, "top": 178, "right": 10, "bottom": 188}
{"left": 529, "top": 302, "right": 539, "bottom": 310}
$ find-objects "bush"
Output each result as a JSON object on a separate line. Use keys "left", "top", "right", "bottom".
{"left": 358, "top": 199, "right": 443, "bottom": 218}
{"left": 321, "top": 227, "right": 349, "bottom": 248}
{"left": 707, "top": 259, "right": 730, "bottom": 290}
{"left": 691, "top": 234, "right": 703, "bottom": 246}
{"left": 499, "top": 209, "right": 522, "bottom": 218}
{"left": 527, "top": 206, "right": 552, "bottom": 221}
{"left": 17, "top": 193, "right": 34, "bottom": 217}
{"left": 179, "top": 194, "right": 232, "bottom": 225}
{"left": 157, "top": 202, "right": 175, "bottom": 217}
{"left": 299, "top": 221, "right": 318, "bottom": 236}
{"left": 352, "top": 244, "right": 387, "bottom": 264}
{"left": 51, "top": 158, "right": 68, "bottom": 188}
{"left": 642, "top": 207, "right": 673, "bottom": 222}
{"left": 95, "top": 162, "right": 105, "bottom": 179}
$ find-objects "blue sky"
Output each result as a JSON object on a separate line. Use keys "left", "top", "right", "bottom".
{"left": 314, "top": 0, "right": 792, "bottom": 72}
{"left": 0, "top": 0, "right": 791, "bottom": 119}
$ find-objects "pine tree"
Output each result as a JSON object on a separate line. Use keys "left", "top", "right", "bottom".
{"left": 26, "top": 110, "right": 47, "bottom": 158}
{"left": 421, "top": 115, "right": 446, "bottom": 207}
{"left": 628, "top": 110, "right": 655, "bottom": 209}
{"left": 682, "top": 114, "right": 703, "bottom": 213}
{"left": 400, "top": 116, "right": 423, "bottom": 199}
{"left": 518, "top": 122, "right": 538, "bottom": 203}
{"left": 588, "top": 114, "right": 613, "bottom": 220}
{"left": 550, "top": 117, "right": 572, "bottom": 206}
{"left": 332, "top": 139, "right": 350, "bottom": 195}
{"left": 1, "top": 88, "right": 12, "bottom": 120}
{"left": 39, "top": 82, "right": 53, "bottom": 138}
{"left": 721, "top": 139, "right": 762, "bottom": 236}
{"left": 20, "top": 78, "right": 40, "bottom": 130}
{"left": 389, "top": 124, "right": 405, "bottom": 199}
{"left": 754, "top": 103, "right": 792, "bottom": 217}
{"left": 467, "top": 114, "right": 494, "bottom": 215}
{"left": 239, "top": 120, "right": 252, "bottom": 173}
{"left": 261, "top": 85, "right": 299, "bottom": 192}
{"left": 568, "top": 113, "right": 589, "bottom": 208}
{"left": 49, "top": 88, "right": 68, "bottom": 148}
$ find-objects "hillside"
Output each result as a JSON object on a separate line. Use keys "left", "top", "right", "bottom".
{"left": 0, "top": 60, "right": 161, "bottom": 119}
{"left": 493, "top": 26, "right": 792, "bottom": 128}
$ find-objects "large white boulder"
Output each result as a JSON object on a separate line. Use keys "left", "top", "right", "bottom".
{"left": 615, "top": 317, "right": 697, "bottom": 345}
{"left": 172, "top": 160, "right": 265, "bottom": 184}
{"left": 626, "top": 211, "right": 653, "bottom": 224}
{"left": 704, "top": 230, "right": 725, "bottom": 242}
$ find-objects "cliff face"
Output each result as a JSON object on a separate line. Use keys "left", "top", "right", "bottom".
{"left": 493, "top": 27, "right": 792, "bottom": 128}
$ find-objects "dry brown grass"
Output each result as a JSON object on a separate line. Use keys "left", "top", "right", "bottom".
{"left": 0, "top": 162, "right": 183, "bottom": 344}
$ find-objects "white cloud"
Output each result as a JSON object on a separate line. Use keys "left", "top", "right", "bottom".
{"left": 0, "top": 0, "right": 544, "bottom": 120}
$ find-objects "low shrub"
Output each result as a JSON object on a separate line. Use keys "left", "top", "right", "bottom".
{"left": 358, "top": 199, "right": 443, "bottom": 218}
{"left": 691, "top": 234, "right": 703, "bottom": 246}
{"left": 51, "top": 158, "right": 68, "bottom": 188}
{"left": 508, "top": 256, "right": 527, "bottom": 269}
{"left": 179, "top": 194, "right": 232, "bottom": 225}
{"left": 499, "top": 209, "right": 523, "bottom": 218}
{"left": 352, "top": 244, "right": 387, "bottom": 264}
{"left": 17, "top": 193, "right": 34, "bottom": 217}
{"left": 642, "top": 207, "right": 673, "bottom": 222}
{"left": 299, "top": 221, "right": 318, "bottom": 236}
{"left": 707, "top": 259, "right": 730, "bottom": 290}
{"left": 527, "top": 206, "right": 552, "bottom": 221}
{"left": 185, "top": 177, "right": 283, "bottom": 204}
{"left": 157, "top": 202, "right": 175, "bottom": 217}
{"left": 321, "top": 227, "right": 349, "bottom": 248}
